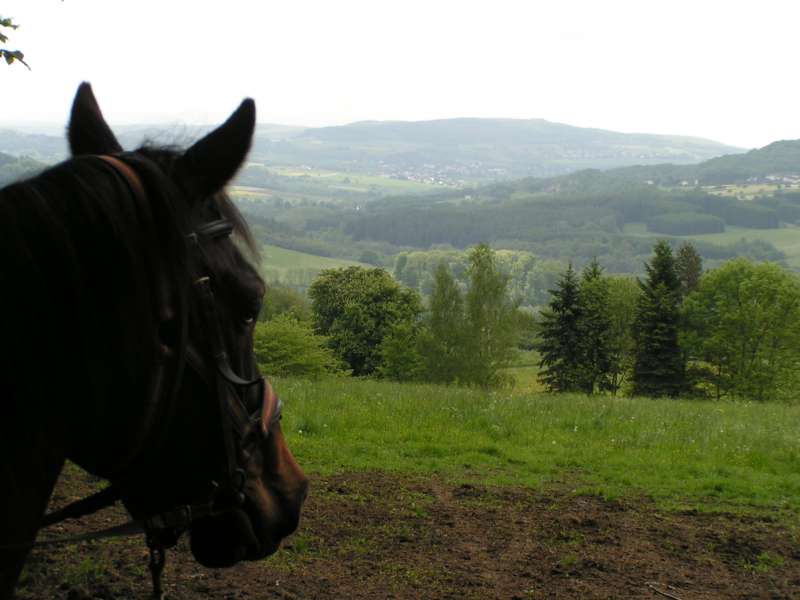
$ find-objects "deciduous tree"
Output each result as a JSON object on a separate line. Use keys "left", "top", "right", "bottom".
{"left": 420, "top": 262, "right": 468, "bottom": 383}
{"left": 462, "top": 243, "right": 519, "bottom": 387}
{"left": 605, "top": 276, "right": 640, "bottom": 396}
{"left": 682, "top": 258, "right": 800, "bottom": 401}
{"left": 309, "top": 266, "right": 421, "bottom": 376}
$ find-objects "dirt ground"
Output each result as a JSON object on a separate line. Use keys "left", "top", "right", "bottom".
{"left": 14, "top": 469, "right": 800, "bottom": 599}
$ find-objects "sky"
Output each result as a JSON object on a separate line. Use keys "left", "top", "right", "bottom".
{"left": 2, "top": 0, "right": 800, "bottom": 148}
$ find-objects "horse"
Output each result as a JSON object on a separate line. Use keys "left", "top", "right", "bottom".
{"left": 0, "top": 83, "right": 309, "bottom": 599}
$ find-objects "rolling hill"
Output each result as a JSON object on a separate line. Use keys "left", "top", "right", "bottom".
{"left": 610, "top": 139, "right": 800, "bottom": 185}
{"left": 1, "top": 118, "right": 741, "bottom": 185}
{"left": 249, "top": 118, "right": 742, "bottom": 182}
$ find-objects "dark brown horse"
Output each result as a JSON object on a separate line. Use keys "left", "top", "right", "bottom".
{"left": 0, "top": 83, "right": 308, "bottom": 598}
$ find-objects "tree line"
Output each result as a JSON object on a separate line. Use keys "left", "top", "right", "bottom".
{"left": 538, "top": 241, "right": 800, "bottom": 402}
{"left": 252, "top": 239, "right": 800, "bottom": 402}
{"left": 254, "top": 243, "right": 523, "bottom": 388}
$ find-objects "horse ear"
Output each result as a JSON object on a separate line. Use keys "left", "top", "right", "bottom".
{"left": 177, "top": 99, "right": 255, "bottom": 198}
{"left": 67, "top": 82, "right": 123, "bottom": 156}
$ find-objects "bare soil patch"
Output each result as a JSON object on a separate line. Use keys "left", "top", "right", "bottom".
{"left": 15, "top": 469, "right": 800, "bottom": 599}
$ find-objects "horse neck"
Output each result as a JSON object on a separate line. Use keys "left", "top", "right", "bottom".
{"left": 0, "top": 384, "right": 67, "bottom": 600}
{"left": 0, "top": 166, "right": 162, "bottom": 476}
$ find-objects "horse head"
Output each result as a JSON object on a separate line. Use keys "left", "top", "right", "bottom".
{"left": 66, "top": 83, "right": 308, "bottom": 568}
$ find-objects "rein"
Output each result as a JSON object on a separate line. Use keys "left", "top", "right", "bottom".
{"left": 11, "top": 155, "right": 280, "bottom": 599}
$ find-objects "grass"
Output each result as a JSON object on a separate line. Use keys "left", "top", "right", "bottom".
{"left": 742, "top": 551, "right": 785, "bottom": 574}
{"left": 260, "top": 243, "right": 369, "bottom": 287}
{"left": 276, "top": 376, "right": 800, "bottom": 518}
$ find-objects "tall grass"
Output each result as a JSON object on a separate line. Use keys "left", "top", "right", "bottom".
{"left": 276, "top": 377, "right": 800, "bottom": 515}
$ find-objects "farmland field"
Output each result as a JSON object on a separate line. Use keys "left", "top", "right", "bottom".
{"left": 259, "top": 244, "right": 369, "bottom": 289}
{"left": 624, "top": 222, "right": 800, "bottom": 268}
{"left": 19, "top": 379, "right": 800, "bottom": 599}
{"left": 703, "top": 183, "right": 795, "bottom": 200}
{"left": 268, "top": 166, "right": 450, "bottom": 194}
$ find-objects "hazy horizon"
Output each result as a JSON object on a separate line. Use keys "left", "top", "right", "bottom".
{"left": 3, "top": 1, "right": 800, "bottom": 149}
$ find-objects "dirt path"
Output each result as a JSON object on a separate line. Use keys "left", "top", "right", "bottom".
{"left": 15, "top": 469, "right": 800, "bottom": 599}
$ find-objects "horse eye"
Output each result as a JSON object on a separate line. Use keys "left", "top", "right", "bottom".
{"left": 242, "top": 316, "right": 255, "bottom": 326}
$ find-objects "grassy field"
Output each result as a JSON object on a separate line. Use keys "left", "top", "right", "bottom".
{"left": 624, "top": 222, "right": 800, "bottom": 268}
{"left": 268, "top": 165, "right": 448, "bottom": 193}
{"left": 261, "top": 243, "right": 366, "bottom": 272}
{"left": 23, "top": 376, "right": 800, "bottom": 598}
{"left": 260, "top": 243, "right": 369, "bottom": 288}
{"left": 276, "top": 376, "right": 800, "bottom": 518}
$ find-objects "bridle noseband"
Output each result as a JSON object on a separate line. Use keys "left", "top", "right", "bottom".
{"left": 22, "top": 154, "right": 280, "bottom": 599}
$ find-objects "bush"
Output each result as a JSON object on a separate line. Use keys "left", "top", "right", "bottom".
{"left": 254, "top": 315, "right": 344, "bottom": 378}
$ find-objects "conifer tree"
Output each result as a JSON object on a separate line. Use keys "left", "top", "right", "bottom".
{"left": 675, "top": 242, "right": 703, "bottom": 299}
{"left": 632, "top": 240, "right": 685, "bottom": 397}
{"left": 538, "top": 263, "right": 584, "bottom": 392}
{"left": 578, "top": 258, "right": 612, "bottom": 394}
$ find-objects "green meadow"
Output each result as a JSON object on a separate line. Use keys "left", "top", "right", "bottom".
{"left": 276, "top": 376, "right": 800, "bottom": 519}
{"left": 624, "top": 222, "right": 800, "bottom": 268}
{"left": 259, "top": 244, "right": 369, "bottom": 287}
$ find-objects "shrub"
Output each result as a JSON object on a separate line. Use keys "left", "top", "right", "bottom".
{"left": 254, "top": 315, "right": 343, "bottom": 378}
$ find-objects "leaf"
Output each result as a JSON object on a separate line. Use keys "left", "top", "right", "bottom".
{"left": 1, "top": 49, "right": 29, "bottom": 69}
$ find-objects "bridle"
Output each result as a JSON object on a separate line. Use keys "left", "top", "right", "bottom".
{"left": 14, "top": 154, "right": 280, "bottom": 599}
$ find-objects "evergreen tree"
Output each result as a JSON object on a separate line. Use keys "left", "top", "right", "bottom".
{"left": 538, "top": 263, "right": 584, "bottom": 392}
{"left": 675, "top": 242, "right": 703, "bottom": 299}
{"left": 463, "top": 244, "right": 518, "bottom": 387}
{"left": 420, "top": 262, "right": 468, "bottom": 383}
{"left": 578, "top": 258, "right": 612, "bottom": 394}
{"left": 632, "top": 240, "right": 685, "bottom": 397}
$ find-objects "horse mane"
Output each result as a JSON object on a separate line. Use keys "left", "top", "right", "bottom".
{"left": 0, "top": 143, "right": 259, "bottom": 424}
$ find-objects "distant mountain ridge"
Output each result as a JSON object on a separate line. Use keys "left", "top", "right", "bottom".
{"left": 609, "top": 139, "right": 800, "bottom": 185}
{"left": 303, "top": 117, "right": 734, "bottom": 150}
{"left": 259, "top": 118, "right": 742, "bottom": 181}
{"left": 0, "top": 118, "right": 742, "bottom": 182}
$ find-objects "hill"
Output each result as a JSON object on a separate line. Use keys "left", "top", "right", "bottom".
{"left": 0, "top": 118, "right": 741, "bottom": 185}
{"left": 0, "top": 129, "right": 66, "bottom": 162}
{"left": 0, "top": 152, "right": 46, "bottom": 186}
{"left": 310, "top": 138, "right": 800, "bottom": 276}
{"left": 250, "top": 118, "right": 741, "bottom": 183}
{"left": 610, "top": 139, "right": 800, "bottom": 185}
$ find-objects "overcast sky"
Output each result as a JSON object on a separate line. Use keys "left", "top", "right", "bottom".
{"left": 2, "top": 0, "right": 799, "bottom": 148}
